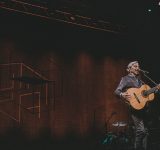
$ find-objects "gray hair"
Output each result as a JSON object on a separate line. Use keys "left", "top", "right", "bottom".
{"left": 126, "top": 61, "right": 138, "bottom": 72}
{"left": 127, "top": 61, "right": 138, "bottom": 69}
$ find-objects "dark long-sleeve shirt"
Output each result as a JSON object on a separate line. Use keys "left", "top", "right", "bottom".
{"left": 114, "top": 74, "right": 143, "bottom": 98}
{"left": 114, "top": 74, "right": 147, "bottom": 118}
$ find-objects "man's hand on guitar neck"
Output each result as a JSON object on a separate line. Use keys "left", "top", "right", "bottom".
{"left": 155, "top": 84, "right": 160, "bottom": 94}
{"left": 120, "top": 92, "right": 131, "bottom": 103}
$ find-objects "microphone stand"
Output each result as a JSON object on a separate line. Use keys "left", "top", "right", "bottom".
{"left": 142, "top": 72, "right": 158, "bottom": 86}
{"left": 105, "top": 112, "right": 117, "bottom": 133}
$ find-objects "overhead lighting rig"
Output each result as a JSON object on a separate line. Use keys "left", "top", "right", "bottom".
{"left": 0, "top": 0, "right": 126, "bottom": 33}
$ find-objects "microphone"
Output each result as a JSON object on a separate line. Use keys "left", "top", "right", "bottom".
{"left": 138, "top": 69, "right": 149, "bottom": 74}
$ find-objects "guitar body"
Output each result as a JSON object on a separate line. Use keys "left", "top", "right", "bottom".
{"left": 126, "top": 84, "right": 155, "bottom": 110}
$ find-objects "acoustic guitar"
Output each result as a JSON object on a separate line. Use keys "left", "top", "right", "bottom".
{"left": 126, "top": 84, "right": 160, "bottom": 110}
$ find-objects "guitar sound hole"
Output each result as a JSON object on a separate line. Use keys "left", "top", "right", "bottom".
{"left": 142, "top": 90, "right": 147, "bottom": 97}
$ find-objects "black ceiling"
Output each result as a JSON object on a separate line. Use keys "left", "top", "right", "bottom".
{"left": 46, "top": 0, "right": 159, "bottom": 23}
{"left": 13, "top": 0, "right": 159, "bottom": 21}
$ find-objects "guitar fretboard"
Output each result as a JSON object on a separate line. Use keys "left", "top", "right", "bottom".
{"left": 145, "top": 86, "right": 158, "bottom": 96}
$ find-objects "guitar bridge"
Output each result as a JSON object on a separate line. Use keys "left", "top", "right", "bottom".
{"left": 133, "top": 93, "right": 140, "bottom": 103}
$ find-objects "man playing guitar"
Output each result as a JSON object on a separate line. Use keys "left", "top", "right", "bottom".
{"left": 114, "top": 61, "right": 157, "bottom": 150}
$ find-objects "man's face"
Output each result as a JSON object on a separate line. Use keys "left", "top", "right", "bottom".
{"left": 129, "top": 63, "right": 140, "bottom": 75}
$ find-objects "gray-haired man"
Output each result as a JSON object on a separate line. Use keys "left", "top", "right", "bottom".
{"left": 115, "top": 61, "right": 148, "bottom": 150}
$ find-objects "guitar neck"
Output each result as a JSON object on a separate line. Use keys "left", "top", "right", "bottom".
{"left": 145, "top": 86, "right": 158, "bottom": 95}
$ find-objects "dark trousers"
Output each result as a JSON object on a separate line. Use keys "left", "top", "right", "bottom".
{"left": 131, "top": 114, "right": 148, "bottom": 150}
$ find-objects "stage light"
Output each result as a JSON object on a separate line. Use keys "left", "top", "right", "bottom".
{"left": 70, "top": 16, "right": 75, "bottom": 21}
